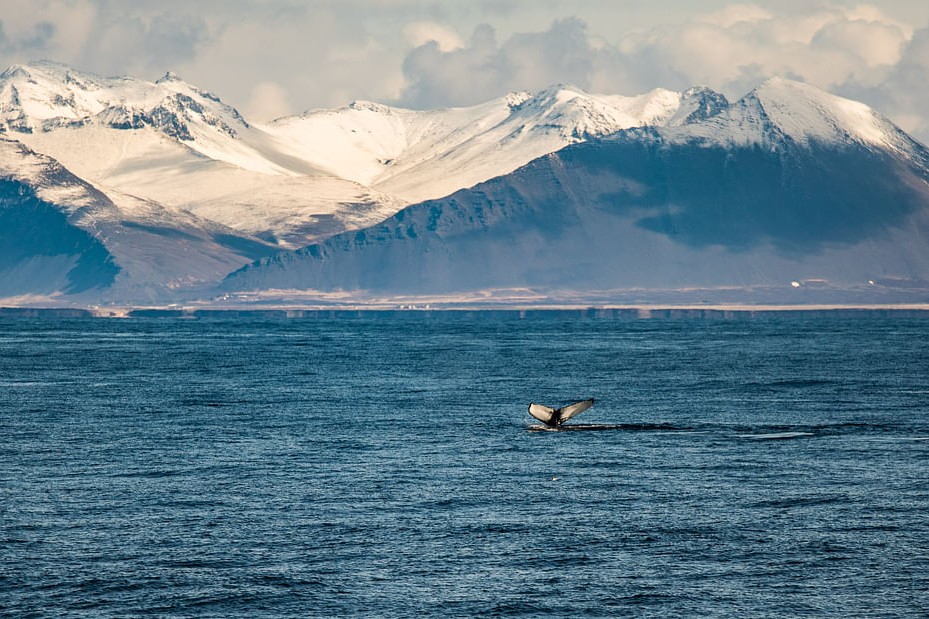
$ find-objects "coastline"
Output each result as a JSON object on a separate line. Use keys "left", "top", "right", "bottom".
{"left": 3, "top": 303, "right": 929, "bottom": 319}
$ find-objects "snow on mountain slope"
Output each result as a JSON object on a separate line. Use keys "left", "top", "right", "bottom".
{"left": 4, "top": 63, "right": 704, "bottom": 250}
{"left": 26, "top": 62, "right": 920, "bottom": 305}
{"left": 668, "top": 77, "right": 919, "bottom": 156}
{"left": 0, "top": 61, "right": 288, "bottom": 174}
{"left": 222, "top": 79, "right": 929, "bottom": 304}
{"left": 88, "top": 187, "right": 281, "bottom": 301}
{"left": 0, "top": 134, "right": 281, "bottom": 301}
{"left": 0, "top": 61, "right": 404, "bottom": 247}
{"left": 265, "top": 84, "right": 689, "bottom": 202}
{"left": 0, "top": 134, "right": 111, "bottom": 216}
{"left": 0, "top": 136, "right": 120, "bottom": 297}
{"left": 19, "top": 124, "right": 402, "bottom": 247}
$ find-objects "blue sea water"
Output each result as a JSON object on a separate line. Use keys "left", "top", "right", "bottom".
{"left": 1, "top": 312, "right": 928, "bottom": 617}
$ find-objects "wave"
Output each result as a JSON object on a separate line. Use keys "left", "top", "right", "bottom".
{"left": 736, "top": 431, "right": 814, "bottom": 440}
{"left": 527, "top": 423, "right": 690, "bottom": 432}
{"left": 526, "top": 420, "right": 924, "bottom": 439}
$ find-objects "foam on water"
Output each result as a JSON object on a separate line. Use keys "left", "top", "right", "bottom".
{"left": 527, "top": 422, "right": 692, "bottom": 432}
{"left": 737, "top": 431, "right": 815, "bottom": 440}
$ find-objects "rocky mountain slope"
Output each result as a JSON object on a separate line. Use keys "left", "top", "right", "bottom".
{"left": 1, "top": 61, "right": 716, "bottom": 302}
{"left": 3, "top": 63, "right": 927, "bottom": 305}
{"left": 0, "top": 136, "right": 276, "bottom": 302}
{"left": 224, "top": 78, "right": 929, "bottom": 305}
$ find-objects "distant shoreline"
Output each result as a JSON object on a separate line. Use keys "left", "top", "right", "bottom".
{"left": 3, "top": 305, "right": 929, "bottom": 319}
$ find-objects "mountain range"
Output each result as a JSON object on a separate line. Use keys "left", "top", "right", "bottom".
{"left": 2, "top": 61, "right": 928, "bottom": 306}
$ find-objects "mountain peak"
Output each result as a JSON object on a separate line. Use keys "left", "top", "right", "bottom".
{"left": 660, "top": 76, "right": 913, "bottom": 155}
{"left": 0, "top": 61, "right": 250, "bottom": 144}
{"left": 667, "top": 86, "right": 729, "bottom": 126}
{"left": 750, "top": 76, "right": 834, "bottom": 105}
{"left": 347, "top": 100, "right": 394, "bottom": 114}
{"left": 0, "top": 64, "right": 32, "bottom": 80}
{"left": 504, "top": 91, "right": 532, "bottom": 109}
{"left": 156, "top": 71, "right": 183, "bottom": 84}
{"left": 3, "top": 64, "right": 928, "bottom": 304}
{"left": 528, "top": 82, "right": 586, "bottom": 106}
{"left": 746, "top": 76, "right": 903, "bottom": 149}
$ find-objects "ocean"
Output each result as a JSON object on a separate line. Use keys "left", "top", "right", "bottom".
{"left": 1, "top": 312, "right": 927, "bottom": 617}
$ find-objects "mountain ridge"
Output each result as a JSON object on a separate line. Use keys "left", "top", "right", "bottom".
{"left": 223, "top": 77, "right": 929, "bottom": 305}
{"left": 2, "top": 61, "right": 927, "bottom": 305}
{"left": 1, "top": 61, "right": 708, "bottom": 250}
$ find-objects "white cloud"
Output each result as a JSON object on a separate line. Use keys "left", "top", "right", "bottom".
{"left": 699, "top": 4, "right": 773, "bottom": 28}
{"left": 611, "top": 4, "right": 913, "bottom": 96}
{"left": 845, "top": 5, "right": 914, "bottom": 38}
{"left": 394, "top": 4, "right": 929, "bottom": 143}
{"left": 400, "top": 18, "right": 603, "bottom": 108}
{"left": 846, "top": 25, "right": 929, "bottom": 140}
{"left": 403, "top": 21, "right": 464, "bottom": 52}
{"left": 0, "top": 0, "right": 97, "bottom": 61}
{"left": 812, "top": 19, "right": 906, "bottom": 67}
{"left": 609, "top": 4, "right": 929, "bottom": 141}
{"left": 0, "top": 1, "right": 928, "bottom": 142}
{"left": 244, "top": 81, "right": 293, "bottom": 122}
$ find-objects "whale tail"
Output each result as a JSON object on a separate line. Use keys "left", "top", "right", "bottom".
{"left": 528, "top": 398, "right": 595, "bottom": 427}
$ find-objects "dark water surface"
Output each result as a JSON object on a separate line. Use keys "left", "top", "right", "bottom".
{"left": 1, "top": 314, "right": 928, "bottom": 617}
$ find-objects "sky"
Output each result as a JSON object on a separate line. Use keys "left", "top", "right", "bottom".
{"left": 2, "top": 1, "right": 929, "bottom": 141}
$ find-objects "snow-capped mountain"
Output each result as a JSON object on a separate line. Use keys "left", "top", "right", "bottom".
{"left": 224, "top": 78, "right": 929, "bottom": 305}
{"left": 1, "top": 62, "right": 700, "bottom": 251}
{"left": 1, "top": 61, "right": 726, "bottom": 302}
{"left": 0, "top": 62, "right": 250, "bottom": 162}
{"left": 669, "top": 77, "right": 915, "bottom": 153}
{"left": 266, "top": 84, "right": 695, "bottom": 202}
{"left": 1, "top": 62, "right": 402, "bottom": 249}
{"left": 0, "top": 135, "right": 278, "bottom": 302}
{"left": 4, "top": 62, "right": 928, "bottom": 305}
{"left": 0, "top": 136, "right": 119, "bottom": 298}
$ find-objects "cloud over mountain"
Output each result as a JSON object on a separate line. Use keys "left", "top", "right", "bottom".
{"left": 1, "top": 2, "right": 928, "bottom": 142}
{"left": 400, "top": 18, "right": 598, "bottom": 109}
{"left": 396, "top": 5, "right": 929, "bottom": 141}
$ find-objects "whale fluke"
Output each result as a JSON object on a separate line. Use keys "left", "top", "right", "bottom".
{"left": 528, "top": 398, "right": 595, "bottom": 427}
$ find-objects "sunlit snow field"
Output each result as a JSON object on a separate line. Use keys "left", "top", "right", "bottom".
{"left": 1, "top": 313, "right": 927, "bottom": 617}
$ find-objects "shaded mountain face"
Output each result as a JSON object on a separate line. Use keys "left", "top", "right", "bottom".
{"left": 567, "top": 132, "right": 929, "bottom": 252}
{"left": 0, "top": 179, "right": 119, "bottom": 296}
{"left": 1, "top": 62, "right": 744, "bottom": 303}
{"left": 3, "top": 64, "right": 928, "bottom": 305}
{"left": 0, "top": 136, "right": 282, "bottom": 302}
{"left": 0, "top": 62, "right": 709, "bottom": 249}
{"left": 224, "top": 79, "right": 929, "bottom": 303}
